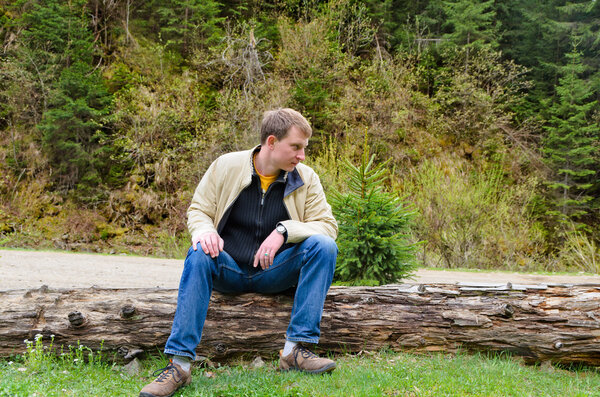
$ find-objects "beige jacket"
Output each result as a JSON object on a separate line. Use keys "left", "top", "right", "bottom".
{"left": 187, "top": 147, "right": 337, "bottom": 243}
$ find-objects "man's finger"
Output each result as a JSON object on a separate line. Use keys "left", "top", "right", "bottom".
{"left": 192, "top": 239, "right": 198, "bottom": 251}
{"left": 253, "top": 252, "right": 260, "bottom": 268}
{"left": 261, "top": 250, "right": 270, "bottom": 270}
{"left": 204, "top": 238, "right": 213, "bottom": 257}
{"left": 209, "top": 235, "right": 221, "bottom": 257}
{"left": 200, "top": 239, "right": 209, "bottom": 255}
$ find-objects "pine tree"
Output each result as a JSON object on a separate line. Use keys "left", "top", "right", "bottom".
{"left": 442, "top": 0, "right": 497, "bottom": 71}
{"left": 497, "top": 0, "right": 599, "bottom": 117}
{"left": 140, "top": 0, "right": 223, "bottom": 55}
{"left": 21, "top": 0, "right": 114, "bottom": 195}
{"left": 331, "top": 135, "right": 419, "bottom": 285}
{"left": 543, "top": 43, "right": 599, "bottom": 222}
{"left": 442, "top": 0, "right": 496, "bottom": 47}
{"left": 38, "top": 61, "right": 112, "bottom": 192}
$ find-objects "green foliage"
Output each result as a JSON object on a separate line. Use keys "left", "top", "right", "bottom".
{"left": 0, "top": 0, "right": 599, "bottom": 268}
{"left": 497, "top": 0, "right": 600, "bottom": 117}
{"left": 555, "top": 224, "right": 600, "bottom": 273}
{"left": 442, "top": 0, "right": 497, "bottom": 48}
{"left": 38, "top": 62, "right": 113, "bottom": 193}
{"left": 6, "top": 0, "right": 117, "bottom": 198}
{"left": 331, "top": 136, "right": 418, "bottom": 285}
{"left": 21, "top": 0, "right": 93, "bottom": 60}
{"left": 277, "top": 16, "right": 348, "bottom": 136}
{"left": 405, "top": 158, "right": 548, "bottom": 271}
{"left": 137, "top": 0, "right": 224, "bottom": 55}
{"left": 542, "top": 43, "right": 599, "bottom": 223}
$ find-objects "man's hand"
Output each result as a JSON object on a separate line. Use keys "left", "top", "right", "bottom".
{"left": 253, "top": 230, "right": 285, "bottom": 270}
{"left": 193, "top": 232, "right": 224, "bottom": 258}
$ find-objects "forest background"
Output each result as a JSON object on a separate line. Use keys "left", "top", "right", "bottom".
{"left": 0, "top": 0, "right": 598, "bottom": 275}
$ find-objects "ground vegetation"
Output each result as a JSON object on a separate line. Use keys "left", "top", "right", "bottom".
{"left": 0, "top": 0, "right": 598, "bottom": 276}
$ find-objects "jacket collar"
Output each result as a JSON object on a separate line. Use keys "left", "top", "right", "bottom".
{"left": 249, "top": 145, "right": 304, "bottom": 197}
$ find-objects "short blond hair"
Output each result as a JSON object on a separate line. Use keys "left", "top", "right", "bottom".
{"left": 260, "top": 108, "right": 312, "bottom": 144}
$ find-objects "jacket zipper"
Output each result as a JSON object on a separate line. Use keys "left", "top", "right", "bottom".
{"left": 250, "top": 179, "right": 284, "bottom": 266}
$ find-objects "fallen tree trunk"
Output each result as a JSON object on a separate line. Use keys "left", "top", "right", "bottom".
{"left": 1, "top": 283, "right": 600, "bottom": 366}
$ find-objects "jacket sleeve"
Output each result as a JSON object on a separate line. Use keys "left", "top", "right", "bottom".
{"left": 281, "top": 171, "right": 338, "bottom": 243}
{"left": 187, "top": 159, "right": 219, "bottom": 240}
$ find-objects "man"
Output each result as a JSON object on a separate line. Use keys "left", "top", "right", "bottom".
{"left": 140, "top": 108, "right": 338, "bottom": 397}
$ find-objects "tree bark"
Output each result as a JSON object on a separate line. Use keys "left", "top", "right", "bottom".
{"left": 1, "top": 283, "right": 599, "bottom": 365}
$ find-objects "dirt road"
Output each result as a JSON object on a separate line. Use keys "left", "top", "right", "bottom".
{"left": 1, "top": 248, "right": 599, "bottom": 290}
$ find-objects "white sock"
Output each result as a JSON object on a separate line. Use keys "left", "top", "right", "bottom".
{"left": 172, "top": 356, "right": 191, "bottom": 372}
{"left": 283, "top": 341, "right": 297, "bottom": 356}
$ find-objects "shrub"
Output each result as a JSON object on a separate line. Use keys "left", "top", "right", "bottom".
{"left": 331, "top": 136, "right": 419, "bottom": 285}
{"left": 405, "top": 157, "right": 548, "bottom": 271}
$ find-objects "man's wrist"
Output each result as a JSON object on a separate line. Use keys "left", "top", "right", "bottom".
{"left": 276, "top": 223, "right": 288, "bottom": 242}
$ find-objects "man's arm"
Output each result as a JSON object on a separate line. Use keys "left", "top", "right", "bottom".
{"left": 280, "top": 170, "right": 338, "bottom": 243}
{"left": 187, "top": 160, "right": 224, "bottom": 257}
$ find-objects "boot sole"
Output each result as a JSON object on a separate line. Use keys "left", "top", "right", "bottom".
{"left": 280, "top": 362, "right": 336, "bottom": 374}
{"left": 139, "top": 379, "right": 190, "bottom": 397}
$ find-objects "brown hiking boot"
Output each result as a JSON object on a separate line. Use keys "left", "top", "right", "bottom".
{"left": 139, "top": 359, "right": 191, "bottom": 397}
{"left": 279, "top": 344, "right": 336, "bottom": 374}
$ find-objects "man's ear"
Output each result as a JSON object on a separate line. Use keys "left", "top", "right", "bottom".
{"left": 266, "top": 135, "right": 277, "bottom": 149}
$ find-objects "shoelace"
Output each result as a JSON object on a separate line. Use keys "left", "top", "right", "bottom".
{"left": 152, "top": 360, "right": 181, "bottom": 384}
{"left": 293, "top": 344, "right": 317, "bottom": 365}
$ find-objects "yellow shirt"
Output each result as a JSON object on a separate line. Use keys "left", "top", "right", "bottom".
{"left": 254, "top": 154, "right": 278, "bottom": 192}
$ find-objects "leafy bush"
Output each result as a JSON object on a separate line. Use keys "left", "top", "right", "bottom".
{"left": 405, "top": 158, "right": 548, "bottom": 271}
{"left": 331, "top": 137, "right": 419, "bottom": 285}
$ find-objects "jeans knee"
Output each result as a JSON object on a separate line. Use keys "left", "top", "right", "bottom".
{"left": 306, "top": 235, "right": 338, "bottom": 256}
{"left": 304, "top": 235, "right": 337, "bottom": 276}
{"left": 184, "top": 247, "right": 214, "bottom": 275}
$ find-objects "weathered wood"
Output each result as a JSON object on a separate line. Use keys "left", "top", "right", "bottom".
{"left": 1, "top": 283, "right": 600, "bottom": 366}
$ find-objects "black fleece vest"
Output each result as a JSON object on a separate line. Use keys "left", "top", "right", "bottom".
{"left": 219, "top": 172, "right": 291, "bottom": 267}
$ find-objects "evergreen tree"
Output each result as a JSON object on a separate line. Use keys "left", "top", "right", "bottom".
{"left": 139, "top": 0, "right": 223, "bottom": 55}
{"left": 543, "top": 43, "right": 599, "bottom": 222}
{"left": 497, "top": 0, "right": 599, "bottom": 117}
{"left": 442, "top": 0, "right": 496, "bottom": 71}
{"left": 331, "top": 136, "right": 419, "bottom": 285}
{"left": 20, "top": 0, "right": 114, "bottom": 195}
{"left": 38, "top": 61, "right": 112, "bottom": 192}
{"left": 442, "top": 0, "right": 496, "bottom": 47}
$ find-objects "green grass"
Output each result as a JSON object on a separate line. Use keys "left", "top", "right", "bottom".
{"left": 2, "top": 342, "right": 600, "bottom": 397}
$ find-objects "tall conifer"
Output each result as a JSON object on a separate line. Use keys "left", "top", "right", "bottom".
{"left": 22, "top": 0, "right": 113, "bottom": 194}
{"left": 543, "top": 43, "right": 599, "bottom": 222}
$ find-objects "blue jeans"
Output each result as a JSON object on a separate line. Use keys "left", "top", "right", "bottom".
{"left": 164, "top": 235, "right": 337, "bottom": 360}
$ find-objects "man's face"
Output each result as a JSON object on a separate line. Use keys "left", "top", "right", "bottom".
{"left": 269, "top": 126, "right": 310, "bottom": 172}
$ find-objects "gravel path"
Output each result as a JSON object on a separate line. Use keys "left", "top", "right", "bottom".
{"left": 1, "top": 248, "right": 599, "bottom": 290}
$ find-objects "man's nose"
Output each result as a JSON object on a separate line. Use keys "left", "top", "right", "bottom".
{"left": 297, "top": 149, "right": 305, "bottom": 161}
